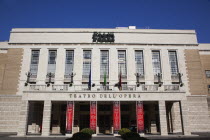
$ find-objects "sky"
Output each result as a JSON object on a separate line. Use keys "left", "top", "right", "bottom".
{"left": 0, "top": 0, "right": 210, "bottom": 43}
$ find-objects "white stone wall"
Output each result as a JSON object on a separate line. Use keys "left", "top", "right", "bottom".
{"left": 9, "top": 28, "right": 197, "bottom": 44}
{"left": 17, "top": 45, "right": 190, "bottom": 95}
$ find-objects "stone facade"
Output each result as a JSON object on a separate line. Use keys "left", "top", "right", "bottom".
{"left": 0, "top": 96, "right": 21, "bottom": 132}
{"left": 0, "top": 27, "right": 210, "bottom": 136}
{"left": 0, "top": 48, "right": 23, "bottom": 95}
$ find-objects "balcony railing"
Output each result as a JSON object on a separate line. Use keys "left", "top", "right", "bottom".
{"left": 164, "top": 84, "right": 180, "bottom": 91}
{"left": 142, "top": 85, "right": 159, "bottom": 91}
{"left": 26, "top": 84, "right": 183, "bottom": 92}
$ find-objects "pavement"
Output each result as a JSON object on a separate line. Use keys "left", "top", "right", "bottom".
{"left": 1, "top": 132, "right": 210, "bottom": 140}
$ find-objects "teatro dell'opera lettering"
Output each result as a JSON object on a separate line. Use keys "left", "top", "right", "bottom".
{"left": 69, "top": 93, "right": 141, "bottom": 99}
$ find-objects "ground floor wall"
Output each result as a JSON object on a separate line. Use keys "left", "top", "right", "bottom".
{"left": 187, "top": 96, "right": 210, "bottom": 132}
{"left": 0, "top": 95, "right": 210, "bottom": 135}
{"left": 0, "top": 95, "right": 21, "bottom": 132}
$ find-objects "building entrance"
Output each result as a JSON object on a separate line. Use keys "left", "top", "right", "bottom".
{"left": 98, "top": 115, "right": 111, "bottom": 134}
{"left": 98, "top": 102, "right": 112, "bottom": 134}
{"left": 50, "top": 102, "right": 66, "bottom": 135}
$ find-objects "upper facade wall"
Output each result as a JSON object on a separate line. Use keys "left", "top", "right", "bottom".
{"left": 9, "top": 28, "right": 198, "bottom": 45}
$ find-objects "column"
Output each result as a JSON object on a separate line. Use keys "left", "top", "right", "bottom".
{"left": 42, "top": 100, "right": 52, "bottom": 136}
{"left": 159, "top": 100, "right": 168, "bottom": 135}
{"left": 172, "top": 102, "right": 182, "bottom": 133}
{"left": 179, "top": 101, "right": 191, "bottom": 135}
{"left": 17, "top": 100, "right": 29, "bottom": 136}
{"left": 90, "top": 101, "right": 97, "bottom": 135}
{"left": 113, "top": 101, "right": 121, "bottom": 136}
{"left": 136, "top": 101, "right": 144, "bottom": 134}
{"left": 54, "top": 48, "right": 65, "bottom": 84}
{"left": 66, "top": 101, "right": 74, "bottom": 136}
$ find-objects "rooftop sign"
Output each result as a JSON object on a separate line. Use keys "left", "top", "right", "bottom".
{"left": 92, "top": 32, "right": 115, "bottom": 43}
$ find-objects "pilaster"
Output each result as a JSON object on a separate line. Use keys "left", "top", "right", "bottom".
{"left": 37, "top": 48, "right": 48, "bottom": 84}
{"left": 54, "top": 48, "right": 65, "bottom": 84}
{"left": 161, "top": 49, "right": 172, "bottom": 84}
{"left": 127, "top": 47, "right": 136, "bottom": 84}
{"left": 74, "top": 47, "right": 82, "bottom": 85}
{"left": 92, "top": 48, "right": 100, "bottom": 85}
{"left": 144, "top": 49, "right": 154, "bottom": 84}
{"left": 109, "top": 47, "right": 118, "bottom": 85}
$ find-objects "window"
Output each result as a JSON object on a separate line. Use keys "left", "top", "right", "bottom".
{"left": 30, "top": 50, "right": 40, "bottom": 78}
{"left": 118, "top": 50, "right": 127, "bottom": 78}
{"left": 47, "top": 50, "right": 57, "bottom": 77}
{"left": 205, "top": 70, "right": 210, "bottom": 78}
{"left": 135, "top": 50, "right": 144, "bottom": 75}
{"left": 65, "top": 50, "right": 74, "bottom": 78}
{"left": 82, "top": 50, "right": 91, "bottom": 79}
{"left": 100, "top": 50, "right": 109, "bottom": 79}
{"left": 152, "top": 51, "right": 161, "bottom": 75}
{"left": 169, "top": 51, "right": 179, "bottom": 75}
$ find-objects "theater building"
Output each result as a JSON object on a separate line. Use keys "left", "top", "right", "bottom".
{"left": 0, "top": 26, "right": 210, "bottom": 136}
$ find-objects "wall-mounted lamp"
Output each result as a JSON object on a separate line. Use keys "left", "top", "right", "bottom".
{"left": 156, "top": 73, "right": 162, "bottom": 87}
{"left": 134, "top": 73, "right": 141, "bottom": 87}
{"left": 24, "top": 72, "right": 32, "bottom": 86}
{"left": 69, "top": 72, "right": 76, "bottom": 87}
{"left": 46, "top": 72, "right": 54, "bottom": 87}
{"left": 178, "top": 73, "right": 184, "bottom": 87}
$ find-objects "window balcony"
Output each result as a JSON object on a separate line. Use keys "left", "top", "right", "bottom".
{"left": 24, "top": 84, "right": 184, "bottom": 93}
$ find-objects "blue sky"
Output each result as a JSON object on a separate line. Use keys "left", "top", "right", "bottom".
{"left": 0, "top": 0, "right": 210, "bottom": 43}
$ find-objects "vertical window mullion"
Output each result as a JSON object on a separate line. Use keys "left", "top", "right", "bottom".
{"left": 47, "top": 50, "right": 57, "bottom": 76}
{"left": 65, "top": 50, "right": 74, "bottom": 78}
{"left": 82, "top": 50, "right": 92, "bottom": 79}
{"left": 152, "top": 51, "right": 161, "bottom": 75}
{"left": 118, "top": 50, "right": 127, "bottom": 78}
{"left": 135, "top": 50, "right": 144, "bottom": 75}
{"left": 168, "top": 51, "right": 179, "bottom": 75}
{"left": 100, "top": 50, "right": 109, "bottom": 79}
{"left": 30, "top": 50, "right": 40, "bottom": 78}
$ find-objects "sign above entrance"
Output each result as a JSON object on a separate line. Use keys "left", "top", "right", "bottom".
{"left": 69, "top": 93, "right": 141, "bottom": 101}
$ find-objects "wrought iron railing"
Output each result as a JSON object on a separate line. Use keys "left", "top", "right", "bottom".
{"left": 26, "top": 84, "right": 184, "bottom": 92}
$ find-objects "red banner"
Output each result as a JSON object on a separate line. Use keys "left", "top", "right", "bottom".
{"left": 66, "top": 101, "right": 74, "bottom": 134}
{"left": 113, "top": 101, "right": 121, "bottom": 133}
{"left": 136, "top": 101, "right": 144, "bottom": 133}
{"left": 90, "top": 101, "right": 97, "bottom": 132}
